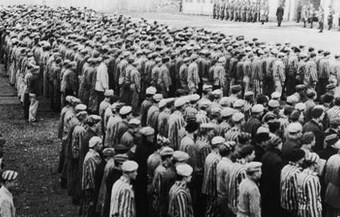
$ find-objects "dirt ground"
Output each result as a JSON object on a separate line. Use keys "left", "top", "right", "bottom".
{"left": 0, "top": 69, "right": 78, "bottom": 216}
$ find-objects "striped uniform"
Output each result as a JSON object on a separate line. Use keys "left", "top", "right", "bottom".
{"left": 215, "top": 121, "right": 231, "bottom": 137}
{"left": 297, "top": 169, "right": 322, "bottom": 217}
{"left": 105, "top": 115, "right": 122, "bottom": 147}
{"left": 158, "top": 108, "right": 171, "bottom": 137}
{"left": 280, "top": 162, "right": 302, "bottom": 212}
{"left": 168, "top": 181, "right": 194, "bottom": 217}
{"left": 110, "top": 176, "right": 136, "bottom": 217}
{"left": 326, "top": 105, "right": 340, "bottom": 121}
{"left": 168, "top": 110, "right": 186, "bottom": 150}
{"left": 196, "top": 137, "right": 212, "bottom": 174}
{"left": 225, "top": 127, "right": 251, "bottom": 143}
{"left": 150, "top": 164, "right": 167, "bottom": 217}
{"left": 81, "top": 149, "right": 102, "bottom": 191}
{"left": 196, "top": 110, "right": 210, "bottom": 124}
{"left": 202, "top": 151, "right": 222, "bottom": 217}
{"left": 216, "top": 157, "right": 234, "bottom": 201}
{"left": 237, "top": 178, "right": 261, "bottom": 217}
{"left": 228, "top": 160, "right": 247, "bottom": 215}
{"left": 180, "top": 134, "right": 197, "bottom": 169}
{"left": 140, "top": 99, "right": 153, "bottom": 127}
{"left": 325, "top": 154, "right": 340, "bottom": 217}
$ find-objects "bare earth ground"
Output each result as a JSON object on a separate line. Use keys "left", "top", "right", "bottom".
{"left": 0, "top": 65, "right": 78, "bottom": 217}
{"left": 0, "top": 11, "right": 340, "bottom": 217}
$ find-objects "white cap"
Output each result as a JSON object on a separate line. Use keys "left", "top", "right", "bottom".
{"left": 153, "top": 94, "right": 163, "bottom": 102}
{"left": 251, "top": 104, "right": 264, "bottom": 113}
{"left": 268, "top": 100, "right": 280, "bottom": 108}
{"left": 257, "top": 126, "right": 270, "bottom": 134}
{"left": 75, "top": 104, "right": 87, "bottom": 112}
{"left": 212, "top": 89, "right": 223, "bottom": 96}
{"left": 128, "top": 118, "right": 141, "bottom": 126}
{"left": 295, "top": 102, "right": 306, "bottom": 111}
{"left": 119, "top": 106, "right": 132, "bottom": 115}
{"left": 211, "top": 136, "right": 226, "bottom": 145}
{"left": 89, "top": 136, "right": 102, "bottom": 148}
{"left": 221, "top": 107, "right": 235, "bottom": 117}
{"left": 189, "top": 94, "right": 200, "bottom": 102}
{"left": 104, "top": 89, "right": 114, "bottom": 97}
{"left": 140, "top": 126, "right": 155, "bottom": 136}
{"left": 287, "top": 122, "right": 303, "bottom": 133}
{"left": 146, "top": 86, "right": 157, "bottom": 95}
{"left": 232, "top": 112, "right": 245, "bottom": 122}
{"left": 176, "top": 163, "right": 193, "bottom": 177}
{"left": 271, "top": 92, "right": 281, "bottom": 99}
{"left": 122, "top": 160, "right": 139, "bottom": 172}
{"left": 233, "top": 99, "right": 245, "bottom": 108}
{"left": 174, "top": 97, "right": 187, "bottom": 108}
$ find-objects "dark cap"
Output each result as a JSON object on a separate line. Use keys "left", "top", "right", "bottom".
{"left": 288, "top": 149, "right": 305, "bottom": 162}
{"left": 301, "top": 132, "right": 315, "bottom": 145}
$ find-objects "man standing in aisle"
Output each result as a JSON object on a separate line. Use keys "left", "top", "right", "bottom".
{"left": 318, "top": 6, "right": 325, "bottom": 33}
{"left": 95, "top": 56, "right": 109, "bottom": 113}
{"left": 276, "top": 4, "right": 284, "bottom": 27}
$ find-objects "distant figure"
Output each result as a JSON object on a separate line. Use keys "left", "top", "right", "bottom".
{"left": 338, "top": 12, "right": 340, "bottom": 31}
{"left": 276, "top": 5, "right": 284, "bottom": 27}
{"left": 296, "top": 2, "right": 302, "bottom": 23}
{"left": 327, "top": 6, "right": 335, "bottom": 30}
{"left": 301, "top": 4, "right": 308, "bottom": 27}
{"left": 318, "top": 6, "right": 324, "bottom": 33}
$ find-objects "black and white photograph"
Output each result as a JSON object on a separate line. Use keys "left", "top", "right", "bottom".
{"left": 0, "top": 0, "right": 340, "bottom": 216}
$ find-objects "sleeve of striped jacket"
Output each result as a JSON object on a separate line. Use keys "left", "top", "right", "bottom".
{"left": 119, "top": 188, "right": 134, "bottom": 217}
{"left": 248, "top": 186, "right": 261, "bottom": 217}
{"left": 176, "top": 191, "right": 188, "bottom": 217}
{"left": 306, "top": 177, "right": 321, "bottom": 217}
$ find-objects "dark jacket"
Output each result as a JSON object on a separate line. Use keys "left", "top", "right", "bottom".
{"left": 303, "top": 120, "right": 325, "bottom": 152}
{"left": 282, "top": 138, "right": 300, "bottom": 164}
{"left": 276, "top": 6, "right": 284, "bottom": 20}
{"left": 318, "top": 146, "right": 338, "bottom": 161}
{"left": 260, "top": 148, "right": 284, "bottom": 217}
{"left": 133, "top": 138, "right": 155, "bottom": 217}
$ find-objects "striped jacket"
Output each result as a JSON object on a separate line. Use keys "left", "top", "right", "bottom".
{"left": 82, "top": 149, "right": 102, "bottom": 190}
{"left": 280, "top": 162, "right": 302, "bottom": 211}
{"left": 228, "top": 160, "right": 247, "bottom": 214}
{"left": 196, "top": 137, "right": 212, "bottom": 174}
{"left": 326, "top": 105, "right": 340, "bottom": 121}
{"left": 297, "top": 169, "right": 322, "bottom": 217}
{"left": 216, "top": 157, "right": 234, "bottom": 200}
{"left": 110, "top": 176, "right": 136, "bottom": 217}
{"left": 201, "top": 151, "right": 222, "bottom": 196}
{"left": 168, "top": 110, "right": 186, "bottom": 150}
{"left": 237, "top": 178, "right": 261, "bottom": 217}
{"left": 225, "top": 127, "right": 250, "bottom": 143}
{"left": 168, "top": 181, "right": 194, "bottom": 217}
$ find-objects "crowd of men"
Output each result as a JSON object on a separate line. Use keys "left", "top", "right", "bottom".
{"left": 2, "top": 3, "right": 340, "bottom": 217}
{"left": 213, "top": 0, "right": 270, "bottom": 24}
{"left": 296, "top": 2, "right": 340, "bottom": 33}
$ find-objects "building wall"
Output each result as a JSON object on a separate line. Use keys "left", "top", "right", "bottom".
{"left": 182, "top": 0, "right": 213, "bottom": 15}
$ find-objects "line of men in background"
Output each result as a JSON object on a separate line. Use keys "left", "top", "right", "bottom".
{"left": 213, "top": 0, "right": 270, "bottom": 24}
{"left": 2, "top": 4, "right": 340, "bottom": 217}
{"left": 297, "top": 1, "right": 340, "bottom": 32}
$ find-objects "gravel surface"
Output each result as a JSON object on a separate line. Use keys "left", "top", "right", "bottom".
{"left": 0, "top": 68, "right": 78, "bottom": 217}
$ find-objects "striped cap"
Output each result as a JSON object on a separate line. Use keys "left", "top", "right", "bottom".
{"left": 2, "top": 170, "right": 18, "bottom": 181}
